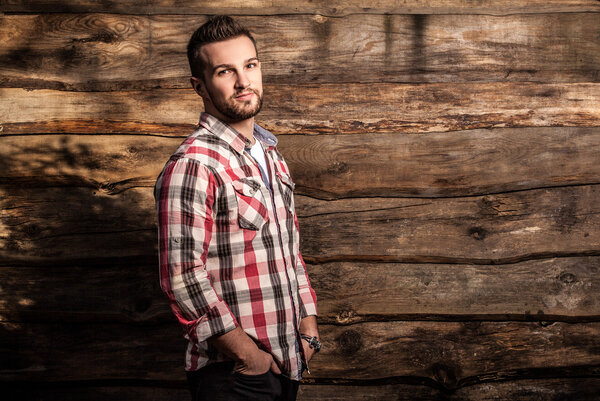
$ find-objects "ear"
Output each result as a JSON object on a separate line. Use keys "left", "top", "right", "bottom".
{"left": 191, "top": 76, "right": 208, "bottom": 98}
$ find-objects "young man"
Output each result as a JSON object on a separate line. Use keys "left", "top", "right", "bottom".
{"left": 154, "top": 16, "right": 319, "bottom": 401}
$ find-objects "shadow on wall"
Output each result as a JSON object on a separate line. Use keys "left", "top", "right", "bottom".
{"left": 0, "top": 136, "right": 184, "bottom": 385}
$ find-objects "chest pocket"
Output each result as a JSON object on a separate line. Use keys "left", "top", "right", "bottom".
{"left": 276, "top": 171, "right": 296, "bottom": 214}
{"left": 231, "top": 178, "right": 269, "bottom": 230}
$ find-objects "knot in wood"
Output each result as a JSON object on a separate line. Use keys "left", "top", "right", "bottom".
{"left": 558, "top": 272, "right": 577, "bottom": 285}
{"left": 468, "top": 226, "right": 487, "bottom": 241}
{"left": 337, "top": 329, "right": 362, "bottom": 355}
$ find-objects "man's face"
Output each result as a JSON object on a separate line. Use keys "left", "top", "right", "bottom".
{"left": 193, "top": 35, "right": 263, "bottom": 123}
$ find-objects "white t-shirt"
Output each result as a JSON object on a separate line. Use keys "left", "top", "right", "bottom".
{"left": 248, "top": 140, "right": 270, "bottom": 186}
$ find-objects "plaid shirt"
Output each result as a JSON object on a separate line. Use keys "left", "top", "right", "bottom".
{"left": 155, "top": 113, "right": 317, "bottom": 380}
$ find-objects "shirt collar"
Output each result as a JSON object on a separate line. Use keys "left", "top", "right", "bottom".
{"left": 198, "top": 112, "right": 278, "bottom": 154}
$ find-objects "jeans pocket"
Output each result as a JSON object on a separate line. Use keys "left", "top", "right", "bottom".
{"left": 233, "top": 370, "right": 281, "bottom": 400}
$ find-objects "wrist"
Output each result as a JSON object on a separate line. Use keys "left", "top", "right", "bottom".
{"left": 300, "top": 334, "right": 321, "bottom": 352}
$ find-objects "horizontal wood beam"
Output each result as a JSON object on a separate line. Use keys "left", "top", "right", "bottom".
{"left": 2, "top": 1, "right": 599, "bottom": 16}
{"left": 2, "top": 83, "right": 599, "bottom": 135}
{"left": 1, "top": 257, "right": 598, "bottom": 325}
{"left": 2, "top": 321, "right": 599, "bottom": 386}
{"left": 5, "top": 378, "right": 600, "bottom": 400}
{"left": 299, "top": 185, "right": 600, "bottom": 263}
{"left": 2, "top": 127, "right": 599, "bottom": 198}
{"left": 1, "top": 13, "right": 599, "bottom": 90}
{"left": 1, "top": 185, "right": 599, "bottom": 267}
{"left": 311, "top": 257, "right": 600, "bottom": 324}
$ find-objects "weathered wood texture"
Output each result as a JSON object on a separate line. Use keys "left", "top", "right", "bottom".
{"left": 6, "top": 378, "right": 600, "bottom": 401}
{"left": 2, "top": 257, "right": 598, "bottom": 325}
{"left": 2, "top": 0, "right": 599, "bottom": 15}
{"left": 1, "top": 13, "right": 599, "bottom": 90}
{"left": 1, "top": 127, "right": 599, "bottom": 197}
{"left": 2, "top": 0, "right": 599, "bottom": 399}
{"left": 2, "top": 321, "right": 599, "bottom": 385}
{"left": 3, "top": 184, "right": 599, "bottom": 262}
{"left": 2, "top": 83, "right": 600, "bottom": 135}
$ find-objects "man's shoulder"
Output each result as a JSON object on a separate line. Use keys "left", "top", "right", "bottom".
{"left": 172, "top": 126, "right": 235, "bottom": 168}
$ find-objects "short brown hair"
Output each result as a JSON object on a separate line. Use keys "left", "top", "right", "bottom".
{"left": 187, "top": 15, "right": 257, "bottom": 79}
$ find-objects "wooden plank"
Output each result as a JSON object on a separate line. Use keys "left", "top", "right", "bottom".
{"left": 2, "top": 184, "right": 599, "bottom": 263}
{"left": 3, "top": 257, "right": 597, "bottom": 324}
{"left": 0, "top": 134, "right": 182, "bottom": 190}
{"left": 5, "top": 378, "right": 600, "bottom": 401}
{"left": 298, "top": 185, "right": 600, "bottom": 263}
{"left": 278, "top": 127, "right": 600, "bottom": 198}
{"left": 2, "top": 321, "right": 599, "bottom": 385}
{"left": 1, "top": 13, "right": 599, "bottom": 90}
{"left": 5, "top": 386, "right": 191, "bottom": 401}
{"left": 451, "top": 378, "right": 600, "bottom": 401}
{"left": 311, "top": 257, "right": 600, "bottom": 324}
{"left": 300, "top": 379, "right": 600, "bottom": 401}
{"left": 0, "top": 187, "right": 157, "bottom": 262}
{"left": 313, "top": 322, "right": 600, "bottom": 384}
{"left": 2, "top": 0, "right": 599, "bottom": 15}
{"left": 2, "top": 83, "right": 599, "bottom": 135}
{"left": 0, "top": 264, "right": 172, "bottom": 324}
{"left": 2, "top": 127, "right": 599, "bottom": 198}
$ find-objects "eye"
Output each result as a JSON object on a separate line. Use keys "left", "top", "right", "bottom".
{"left": 217, "top": 69, "right": 231, "bottom": 76}
{"left": 247, "top": 61, "right": 259, "bottom": 69}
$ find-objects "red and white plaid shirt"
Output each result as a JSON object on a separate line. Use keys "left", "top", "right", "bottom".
{"left": 155, "top": 113, "right": 317, "bottom": 380}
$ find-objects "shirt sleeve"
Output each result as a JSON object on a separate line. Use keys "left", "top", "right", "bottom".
{"left": 293, "top": 214, "right": 318, "bottom": 318}
{"left": 156, "top": 157, "right": 238, "bottom": 343}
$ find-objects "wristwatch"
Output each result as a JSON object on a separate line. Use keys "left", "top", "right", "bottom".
{"left": 300, "top": 334, "right": 321, "bottom": 352}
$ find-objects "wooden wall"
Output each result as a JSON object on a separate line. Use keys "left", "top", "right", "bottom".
{"left": 2, "top": 1, "right": 600, "bottom": 399}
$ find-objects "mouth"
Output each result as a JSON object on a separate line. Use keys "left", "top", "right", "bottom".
{"left": 234, "top": 91, "right": 255, "bottom": 101}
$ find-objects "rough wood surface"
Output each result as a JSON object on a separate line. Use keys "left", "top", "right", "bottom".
{"left": 298, "top": 185, "right": 600, "bottom": 263}
{"left": 311, "top": 257, "right": 600, "bottom": 324}
{"left": 2, "top": 321, "right": 599, "bottom": 386}
{"left": 2, "top": 185, "right": 599, "bottom": 263}
{"left": 299, "top": 379, "right": 600, "bottom": 401}
{"left": 1, "top": 127, "right": 599, "bottom": 198}
{"left": 313, "top": 322, "right": 600, "bottom": 385}
{"left": 1, "top": 257, "right": 598, "bottom": 325}
{"left": 2, "top": 0, "right": 599, "bottom": 15}
{"left": 1, "top": 13, "right": 599, "bottom": 90}
{"left": 278, "top": 127, "right": 600, "bottom": 198}
{"left": 7, "top": 378, "right": 600, "bottom": 401}
{"left": 2, "top": 83, "right": 599, "bottom": 135}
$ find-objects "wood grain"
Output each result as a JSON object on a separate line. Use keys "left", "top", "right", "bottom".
{"left": 311, "top": 257, "right": 600, "bottom": 324}
{"left": 1, "top": 13, "right": 599, "bottom": 90}
{"left": 298, "top": 185, "right": 600, "bottom": 263}
{"left": 314, "top": 322, "right": 600, "bottom": 385}
{"left": 2, "top": 184, "right": 599, "bottom": 264}
{"left": 7, "top": 378, "right": 600, "bottom": 401}
{"left": 2, "top": 0, "right": 599, "bottom": 16}
{"left": 2, "top": 321, "right": 599, "bottom": 386}
{"left": 2, "top": 82, "right": 599, "bottom": 135}
{"left": 1, "top": 127, "right": 599, "bottom": 198}
{"left": 1, "top": 257, "right": 598, "bottom": 324}
{"left": 299, "top": 378, "right": 600, "bottom": 400}
{"left": 278, "top": 127, "right": 600, "bottom": 198}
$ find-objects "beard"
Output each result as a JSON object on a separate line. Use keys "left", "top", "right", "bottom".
{"left": 208, "top": 87, "right": 263, "bottom": 122}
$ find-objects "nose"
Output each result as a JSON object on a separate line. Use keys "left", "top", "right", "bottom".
{"left": 235, "top": 70, "right": 250, "bottom": 89}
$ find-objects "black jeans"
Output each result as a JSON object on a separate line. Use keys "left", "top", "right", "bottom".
{"left": 187, "top": 362, "right": 299, "bottom": 401}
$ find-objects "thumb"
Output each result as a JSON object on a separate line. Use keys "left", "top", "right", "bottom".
{"left": 270, "top": 359, "right": 282, "bottom": 375}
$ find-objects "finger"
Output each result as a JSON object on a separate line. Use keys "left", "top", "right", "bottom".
{"left": 270, "top": 360, "right": 282, "bottom": 375}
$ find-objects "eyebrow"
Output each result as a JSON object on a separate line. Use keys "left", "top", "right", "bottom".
{"left": 212, "top": 57, "right": 260, "bottom": 73}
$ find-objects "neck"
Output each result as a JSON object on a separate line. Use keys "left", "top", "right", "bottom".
{"left": 228, "top": 118, "right": 255, "bottom": 143}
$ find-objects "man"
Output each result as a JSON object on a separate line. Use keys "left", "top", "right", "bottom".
{"left": 155, "top": 16, "right": 319, "bottom": 401}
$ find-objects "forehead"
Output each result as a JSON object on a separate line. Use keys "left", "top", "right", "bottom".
{"left": 199, "top": 35, "right": 257, "bottom": 68}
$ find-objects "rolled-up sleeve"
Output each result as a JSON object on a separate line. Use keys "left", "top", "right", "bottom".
{"left": 293, "top": 215, "right": 318, "bottom": 318}
{"left": 156, "top": 158, "right": 238, "bottom": 343}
